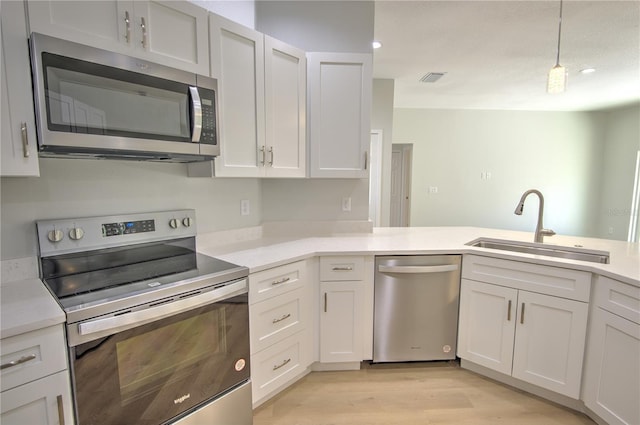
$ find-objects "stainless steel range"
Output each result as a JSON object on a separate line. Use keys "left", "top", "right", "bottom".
{"left": 37, "top": 210, "right": 253, "bottom": 425}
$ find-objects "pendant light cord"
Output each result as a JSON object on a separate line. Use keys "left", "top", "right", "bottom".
{"left": 555, "top": 0, "right": 564, "bottom": 66}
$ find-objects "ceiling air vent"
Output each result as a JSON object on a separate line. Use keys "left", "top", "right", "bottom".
{"left": 419, "top": 72, "right": 446, "bottom": 83}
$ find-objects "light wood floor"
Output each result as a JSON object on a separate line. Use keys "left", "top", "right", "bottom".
{"left": 253, "top": 361, "right": 596, "bottom": 425}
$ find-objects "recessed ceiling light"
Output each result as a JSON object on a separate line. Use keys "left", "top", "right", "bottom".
{"left": 372, "top": 41, "right": 383, "bottom": 49}
{"left": 580, "top": 68, "right": 596, "bottom": 74}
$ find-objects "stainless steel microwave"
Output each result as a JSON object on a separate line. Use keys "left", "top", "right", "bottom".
{"left": 29, "top": 33, "right": 219, "bottom": 162}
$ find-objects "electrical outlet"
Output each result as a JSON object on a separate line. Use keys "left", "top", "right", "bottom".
{"left": 608, "top": 226, "right": 614, "bottom": 235}
{"left": 240, "top": 200, "right": 250, "bottom": 216}
{"left": 342, "top": 197, "right": 352, "bottom": 212}
{"left": 429, "top": 186, "right": 438, "bottom": 194}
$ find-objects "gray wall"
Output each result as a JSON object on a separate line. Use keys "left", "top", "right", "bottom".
{"left": 392, "top": 108, "right": 607, "bottom": 237}
{"left": 255, "top": 1, "right": 374, "bottom": 53}
{"left": 598, "top": 102, "right": 640, "bottom": 240}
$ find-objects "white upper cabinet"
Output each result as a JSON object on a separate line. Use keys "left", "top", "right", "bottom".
{"left": 26, "top": 0, "right": 209, "bottom": 74}
{"left": 209, "top": 15, "right": 265, "bottom": 177}
{"left": 202, "top": 14, "right": 306, "bottom": 178}
{"left": 1, "top": 0, "right": 40, "bottom": 176}
{"left": 264, "top": 36, "right": 306, "bottom": 178}
{"left": 307, "top": 52, "right": 372, "bottom": 178}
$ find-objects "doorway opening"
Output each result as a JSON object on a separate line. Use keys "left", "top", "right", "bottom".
{"left": 390, "top": 144, "right": 413, "bottom": 227}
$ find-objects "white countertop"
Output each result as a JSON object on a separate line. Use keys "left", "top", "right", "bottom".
{"left": 198, "top": 226, "right": 640, "bottom": 286}
{"left": 1, "top": 278, "right": 65, "bottom": 339}
{"left": 2, "top": 226, "right": 637, "bottom": 339}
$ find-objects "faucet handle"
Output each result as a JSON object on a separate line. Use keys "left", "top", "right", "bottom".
{"left": 541, "top": 228, "right": 556, "bottom": 237}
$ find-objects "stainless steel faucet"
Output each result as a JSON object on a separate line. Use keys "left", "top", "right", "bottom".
{"left": 514, "top": 189, "right": 556, "bottom": 243}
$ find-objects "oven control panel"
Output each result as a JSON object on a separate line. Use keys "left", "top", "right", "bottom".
{"left": 37, "top": 210, "right": 197, "bottom": 256}
{"left": 102, "top": 219, "right": 155, "bottom": 237}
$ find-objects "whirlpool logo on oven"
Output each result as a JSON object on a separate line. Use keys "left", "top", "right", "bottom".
{"left": 174, "top": 393, "right": 191, "bottom": 405}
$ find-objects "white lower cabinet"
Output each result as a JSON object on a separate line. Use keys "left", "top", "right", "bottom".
{"left": 583, "top": 276, "right": 640, "bottom": 425}
{"left": 320, "top": 280, "right": 364, "bottom": 363}
{"left": 318, "top": 256, "right": 374, "bottom": 364}
{"left": 458, "top": 255, "right": 591, "bottom": 399}
{"left": 1, "top": 370, "right": 73, "bottom": 425}
{"left": 248, "top": 260, "right": 313, "bottom": 406}
{"left": 0, "top": 324, "right": 73, "bottom": 425}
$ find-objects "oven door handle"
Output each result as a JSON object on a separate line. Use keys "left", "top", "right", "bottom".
{"left": 77, "top": 279, "right": 247, "bottom": 338}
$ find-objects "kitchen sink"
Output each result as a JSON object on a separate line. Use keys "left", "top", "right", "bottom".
{"left": 465, "top": 237, "right": 610, "bottom": 264}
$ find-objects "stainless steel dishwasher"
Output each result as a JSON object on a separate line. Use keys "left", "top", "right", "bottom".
{"left": 373, "top": 255, "right": 461, "bottom": 363}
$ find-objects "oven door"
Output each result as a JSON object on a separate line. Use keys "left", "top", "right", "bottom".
{"left": 68, "top": 281, "right": 250, "bottom": 425}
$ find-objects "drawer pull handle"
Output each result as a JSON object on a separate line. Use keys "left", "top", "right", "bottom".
{"left": 1, "top": 354, "right": 37, "bottom": 370}
{"left": 57, "top": 394, "right": 66, "bottom": 425}
{"left": 272, "top": 313, "right": 291, "bottom": 324}
{"left": 507, "top": 300, "right": 512, "bottom": 321}
{"left": 324, "top": 292, "right": 328, "bottom": 312}
{"left": 520, "top": 303, "right": 526, "bottom": 324}
{"left": 332, "top": 266, "right": 353, "bottom": 271}
{"left": 271, "top": 277, "right": 290, "bottom": 286}
{"left": 273, "top": 358, "right": 291, "bottom": 371}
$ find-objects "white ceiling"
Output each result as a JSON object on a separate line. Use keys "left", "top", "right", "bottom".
{"left": 373, "top": 0, "right": 640, "bottom": 111}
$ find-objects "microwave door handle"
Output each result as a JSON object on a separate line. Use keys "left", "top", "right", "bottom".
{"left": 189, "top": 86, "right": 202, "bottom": 142}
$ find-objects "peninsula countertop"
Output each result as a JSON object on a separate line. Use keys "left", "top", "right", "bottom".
{"left": 198, "top": 226, "right": 640, "bottom": 287}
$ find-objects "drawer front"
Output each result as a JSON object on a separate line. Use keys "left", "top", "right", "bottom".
{"left": 250, "top": 288, "right": 305, "bottom": 354}
{"left": 249, "top": 260, "right": 307, "bottom": 304}
{"left": 1, "top": 325, "right": 67, "bottom": 392}
{"left": 594, "top": 275, "right": 640, "bottom": 324}
{"left": 462, "top": 255, "right": 591, "bottom": 302}
{"left": 251, "top": 332, "right": 305, "bottom": 403}
{"left": 320, "top": 256, "right": 364, "bottom": 281}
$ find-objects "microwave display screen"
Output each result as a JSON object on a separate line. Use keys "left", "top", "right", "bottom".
{"left": 42, "top": 53, "right": 190, "bottom": 142}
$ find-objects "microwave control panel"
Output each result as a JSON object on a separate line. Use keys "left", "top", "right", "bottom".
{"left": 199, "top": 87, "right": 217, "bottom": 145}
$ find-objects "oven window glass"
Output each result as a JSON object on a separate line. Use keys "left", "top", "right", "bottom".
{"left": 42, "top": 52, "right": 190, "bottom": 142}
{"left": 72, "top": 294, "right": 249, "bottom": 425}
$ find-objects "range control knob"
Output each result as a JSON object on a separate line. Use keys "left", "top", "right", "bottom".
{"left": 182, "top": 217, "right": 193, "bottom": 227}
{"left": 69, "top": 227, "right": 85, "bottom": 241}
{"left": 47, "top": 229, "right": 64, "bottom": 243}
{"left": 169, "top": 218, "right": 181, "bottom": 229}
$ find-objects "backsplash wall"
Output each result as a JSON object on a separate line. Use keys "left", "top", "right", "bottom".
{"left": 0, "top": 159, "right": 262, "bottom": 260}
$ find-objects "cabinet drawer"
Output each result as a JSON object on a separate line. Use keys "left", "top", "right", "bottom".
{"left": 250, "top": 288, "right": 305, "bottom": 354}
{"left": 594, "top": 275, "right": 640, "bottom": 324}
{"left": 462, "top": 255, "right": 591, "bottom": 301}
{"left": 1, "top": 325, "right": 67, "bottom": 392}
{"left": 320, "top": 256, "right": 364, "bottom": 281}
{"left": 251, "top": 332, "right": 305, "bottom": 403}
{"left": 249, "top": 260, "right": 307, "bottom": 304}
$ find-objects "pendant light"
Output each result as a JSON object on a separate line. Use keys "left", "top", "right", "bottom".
{"left": 547, "top": 0, "right": 567, "bottom": 94}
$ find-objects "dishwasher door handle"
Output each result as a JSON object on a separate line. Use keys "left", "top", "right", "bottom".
{"left": 377, "top": 264, "right": 459, "bottom": 274}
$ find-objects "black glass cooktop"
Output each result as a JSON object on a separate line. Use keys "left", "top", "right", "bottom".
{"left": 40, "top": 237, "right": 244, "bottom": 301}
